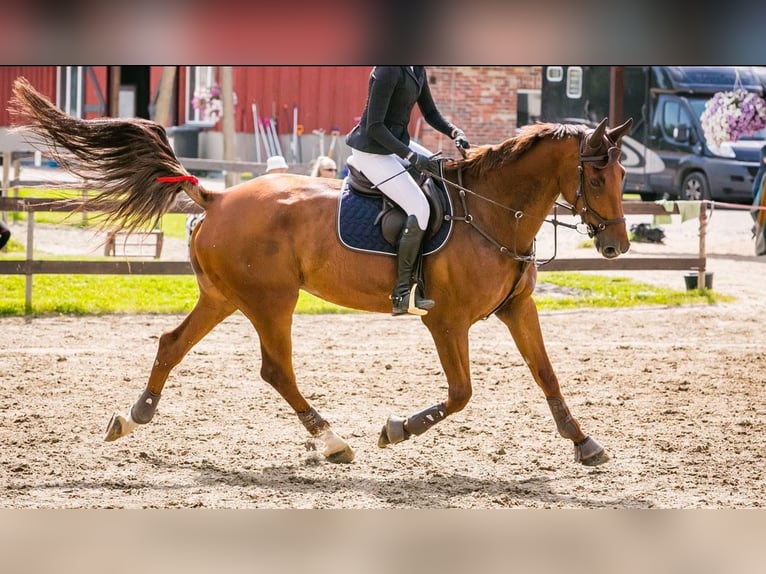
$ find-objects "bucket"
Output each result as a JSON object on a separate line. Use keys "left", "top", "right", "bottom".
{"left": 684, "top": 271, "right": 714, "bottom": 290}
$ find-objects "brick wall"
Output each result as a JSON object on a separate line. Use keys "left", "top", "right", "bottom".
{"left": 415, "top": 66, "right": 542, "bottom": 158}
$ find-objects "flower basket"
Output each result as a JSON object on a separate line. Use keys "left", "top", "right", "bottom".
{"left": 191, "top": 82, "right": 237, "bottom": 125}
{"left": 700, "top": 89, "right": 766, "bottom": 147}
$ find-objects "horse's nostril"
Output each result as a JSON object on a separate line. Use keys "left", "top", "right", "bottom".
{"left": 603, "top": 245, "right": 619, "bottom": 259}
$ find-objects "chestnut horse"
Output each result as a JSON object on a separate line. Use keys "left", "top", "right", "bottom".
{"left": 12, "top": 77, "right": 632, "bottom": 466}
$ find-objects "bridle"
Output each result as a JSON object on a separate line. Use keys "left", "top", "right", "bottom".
{"left": 566, "top": 135, "right": 625, "bottom": 238}
{"left": 433, "top": 130, "right": 625, "bottom": 264}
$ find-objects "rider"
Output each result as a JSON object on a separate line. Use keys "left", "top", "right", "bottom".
{"left": 346, "top": 66, "right": 470, "bottom": 316}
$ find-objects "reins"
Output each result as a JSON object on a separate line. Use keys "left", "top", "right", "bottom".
{"left": 427, "top": 132, "right": 622, "bottom": 266}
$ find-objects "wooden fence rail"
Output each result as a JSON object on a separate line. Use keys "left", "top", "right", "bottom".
{"left": 0, "top": 196, "right": 708, "bottom": 312}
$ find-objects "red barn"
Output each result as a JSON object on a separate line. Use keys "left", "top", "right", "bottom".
{"left": 0, "top": 66, "right": 541, "bottom": 163}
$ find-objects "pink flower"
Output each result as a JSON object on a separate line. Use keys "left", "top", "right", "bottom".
{"left": 191, "top": 82, "right": 237, "bottom": 125}
{"left": 701, "top": 89, "right": 766, "bottom": 147}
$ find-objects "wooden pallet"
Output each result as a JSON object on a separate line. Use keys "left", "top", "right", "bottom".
{"left": 104, "top": 229, "right": 164, "bottom": 259}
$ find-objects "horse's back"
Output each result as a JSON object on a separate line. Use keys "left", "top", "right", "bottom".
{"left": 207, "top": 174, "right": 342, "bottom": 236}
{"left": 194, "top": 174, "right": 346, "bottom": 264}
{"left": 193, "top": 174, "right": 398, "bottom": 312}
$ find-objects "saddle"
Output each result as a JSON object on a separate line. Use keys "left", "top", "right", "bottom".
{"left": 345, "top": 160, "right": 448, "bottom": 246}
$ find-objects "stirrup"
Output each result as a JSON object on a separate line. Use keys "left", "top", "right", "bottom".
{"left": 392, "top": 285, "right": 433, "bottom": 316}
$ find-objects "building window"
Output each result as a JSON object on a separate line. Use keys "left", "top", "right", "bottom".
{"left": 517, "top": 89, "right": 541, "bottom": 126}
{"left": 186, "top": 66, "right": 217, "bottom": 124}
{"left": 57, "top": 66, "right": 84, "bottom": 118}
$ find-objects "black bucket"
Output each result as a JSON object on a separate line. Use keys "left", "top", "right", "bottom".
{"left": 684, "top": 272, "right": 714, "bottom": 290}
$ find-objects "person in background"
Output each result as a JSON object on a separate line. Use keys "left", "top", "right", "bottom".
{"left": 345, "top": 65, "right": 470, "bottom": 316}
{"left": 265, "top": 155, "right": 289, "bottom": 174}
{"left": 310, "top": 155, "right": 337, "bottom": 178}
{"left": 752, "top": 145, "right": 766, "bottom": 199}
{"left": 0, "top": 220, "right": 11, "bottom": 250}
{"left": 750, "top": 144, "right": 766, "bottom": 255}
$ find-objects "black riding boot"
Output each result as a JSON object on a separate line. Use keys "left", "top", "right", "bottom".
{"left": 391, "top": 215, "right": 434, "bottom": 316}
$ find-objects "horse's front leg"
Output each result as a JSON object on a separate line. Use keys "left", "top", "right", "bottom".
{"left": 378, "top": 322, "right": 472, "bottom": 448}
{"left": 104, "top": 291, "right": 235, "bottom": 442}
{"left": 495, "top": 294, "right": 608, "bottom": 466}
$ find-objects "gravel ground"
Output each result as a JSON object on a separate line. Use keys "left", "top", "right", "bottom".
{"left": 2, "top": 198, "right": 765, "bottom": 509}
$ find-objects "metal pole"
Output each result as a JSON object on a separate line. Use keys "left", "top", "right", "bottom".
{"left": 252, "top": 103, "right": 262, "bottom": 163}
{"left": 256, "top": 105, "right": 272, "bottom": 158}
{"left": 262, "top": 118, "right": 276, "bottom": 156}
{"left": 269, "top": 119, "right": 283, "bottom": 157}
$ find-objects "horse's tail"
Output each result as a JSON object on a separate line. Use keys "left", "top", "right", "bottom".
{"left": 9, "top": 76, "right": 213, "bottom": 233}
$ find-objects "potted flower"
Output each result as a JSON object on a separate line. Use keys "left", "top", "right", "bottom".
{"left": 191, "top": 82, "right": 237, "bottom": 125}
{"left": 700, "top": 88, "right": 766, "bottom": 147}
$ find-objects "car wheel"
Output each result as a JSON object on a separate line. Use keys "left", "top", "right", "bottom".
{"left": 680, "top": 172, "right": 710, "bottom": 201}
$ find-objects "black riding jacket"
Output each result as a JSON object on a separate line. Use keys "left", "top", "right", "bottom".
{"left": 346, "top": 66, "right": 456, "bottom": 158}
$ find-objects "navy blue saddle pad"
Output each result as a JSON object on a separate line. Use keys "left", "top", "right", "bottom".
{"left": 336, "top": 179, "right": 453, "bottom": 256}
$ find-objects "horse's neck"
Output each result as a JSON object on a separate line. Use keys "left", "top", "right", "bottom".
{"left": 455, "top": 160, "right": 572, "bottom": 228}
{"left": 449, "top": 139, "right": 579, "bottom": 250}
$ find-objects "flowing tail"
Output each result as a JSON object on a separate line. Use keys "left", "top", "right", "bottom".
{"left": 9, "top": 76, "right": 212, "bottom": 233}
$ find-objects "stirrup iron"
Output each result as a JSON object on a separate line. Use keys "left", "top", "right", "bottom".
{"left": 392, "top": 284, "right": 433, "bottom": 316}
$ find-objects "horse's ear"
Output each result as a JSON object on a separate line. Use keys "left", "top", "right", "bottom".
{"left": 587, "top": 118, "right": 609, "bottom": 152}
{"left": 607, "top": 118, "right": 633, "bottom": 145}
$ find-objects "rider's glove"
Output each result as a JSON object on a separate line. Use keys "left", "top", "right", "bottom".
{"left": 407, "top": 151, "right": 439, "bottom": 175}
{"left": 452, "top": 128, "right": 470, "bottom": 150}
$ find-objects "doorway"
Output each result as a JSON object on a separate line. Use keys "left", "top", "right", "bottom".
{"left": 115, "top": 66, "right": 150, "bottom": 119}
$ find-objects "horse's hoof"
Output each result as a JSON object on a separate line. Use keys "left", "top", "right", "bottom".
{"left": 575, "top": 436, "right": 610, "bottom": 466}
{"left": 377, "top": 415, "right": 408, "bottom": 448}
{"left": 104, "top": 413, "right": 125, "bottom": 442}
{"left": 325, "top": 446, "right": 355, "bottom": 464}
{"left": 581, "top": 449, "right": 610, "bottom": 466}
{"left": 378, "top": 425, "right": 390, "bottom": 448}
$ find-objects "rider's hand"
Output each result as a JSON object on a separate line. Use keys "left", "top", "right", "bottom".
{"left": 407, "top": 152, "right": 439, "bottom": 175}
{"left": 452, "top": 128, "right": 470, "bottom": 150}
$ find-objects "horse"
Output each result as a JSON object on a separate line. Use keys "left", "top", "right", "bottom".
{"left": 11, "top": 77, "right": 632, "bottom": 466}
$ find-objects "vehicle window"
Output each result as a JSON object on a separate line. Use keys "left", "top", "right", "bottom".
{"left": 662, "top": 101, "right": 680, "bottom": 138}
{"left": 662, "top": 100, "right": 694, "bottom": 140}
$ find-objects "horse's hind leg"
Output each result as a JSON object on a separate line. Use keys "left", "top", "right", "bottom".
{"left": 104, "top": 290, "right": 236, "bottom": 441}
{"left": 495, "top": 295, "right": 609, "bottom": 466}
{"left": 239, "top": 294, "right": 355, "bottom": 464}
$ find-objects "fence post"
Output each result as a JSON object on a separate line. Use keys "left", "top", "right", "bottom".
{"left": 698, "top": 202, "right": 708, "bottom": 291}
{"left": 25, "top": 209, "right": 34, "bottom": 313}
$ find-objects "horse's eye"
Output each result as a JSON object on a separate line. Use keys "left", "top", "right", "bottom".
{"left": 589, "top": 177, "right": 603, "bottom": 188}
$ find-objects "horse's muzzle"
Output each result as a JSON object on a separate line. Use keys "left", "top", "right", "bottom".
{"left": 594, "top": 235, "right": 630, "bottom": 259}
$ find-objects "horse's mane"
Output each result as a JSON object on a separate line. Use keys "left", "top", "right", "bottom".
{"left": 450, "top": 122, "right": 586, "bottom": 175}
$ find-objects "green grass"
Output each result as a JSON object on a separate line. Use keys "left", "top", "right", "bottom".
{"left": 535, "top": 271, "right": 727, "bottom": 310}
{"left": 0, "top": 269, "right": 727, "bottom": 316}
{"left": 0, "top": 274, "right": 355, "bottom": 316}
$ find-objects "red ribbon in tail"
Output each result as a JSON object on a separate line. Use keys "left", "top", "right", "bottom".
{"left": 156, "top": 175, "right": 199, "bottom": 185}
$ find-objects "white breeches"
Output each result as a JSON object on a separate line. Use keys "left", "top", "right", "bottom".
{"left": 350, "top": 140, "right": 434, "bottom": 231}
